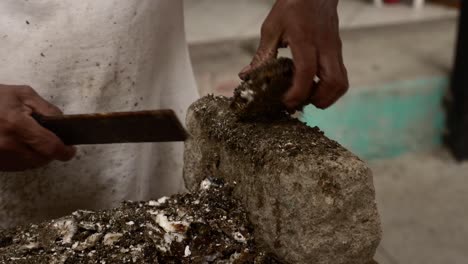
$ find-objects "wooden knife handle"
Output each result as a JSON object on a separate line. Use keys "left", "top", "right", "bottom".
{"left": 32, "top": 110, "right": 188, "bottom": 145}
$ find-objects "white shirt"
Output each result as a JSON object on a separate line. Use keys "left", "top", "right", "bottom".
{"left": 0, "top": 0, "right": 198, "bottom": 227}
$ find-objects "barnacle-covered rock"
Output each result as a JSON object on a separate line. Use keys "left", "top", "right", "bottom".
{"left": 231, "top": 58, "right": 294, "bottom": 120}
{"left": 0, "top": 179, "right": 281, "bottom": 264}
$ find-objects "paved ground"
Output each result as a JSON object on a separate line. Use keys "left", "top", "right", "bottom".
{"left": 184, "top": 0, "right": 457, "bottom": 44}
{"left": 189, "top": 18, "right": 457, "bottom": 98}
{"left": 371, "top": 149, "right": 468, "bottom": 264}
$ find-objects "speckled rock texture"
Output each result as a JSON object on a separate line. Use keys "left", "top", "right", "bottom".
{"left": 184, "top": 96, "right": 382, "bottom": 264}
{"left": 0, "top": 179, "right": 281, "bottom": 264}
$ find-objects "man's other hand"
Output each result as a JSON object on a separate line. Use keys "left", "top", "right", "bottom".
{"left": 240, "top": 0, "right": 349, "bottom": 110}
{"left": 0, "top": 85, "right": 76, "bottom": 171}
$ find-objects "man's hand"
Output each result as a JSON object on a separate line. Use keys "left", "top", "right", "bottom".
{"left": 240, "top": 0, "right": 348, "bottom": 110}
{"left": 0, "top": 85, "right": 76, "bottom": 171}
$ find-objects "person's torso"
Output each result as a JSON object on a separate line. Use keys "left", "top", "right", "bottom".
{"left": 0, "top": 0, "right": 198, "bottom": 228}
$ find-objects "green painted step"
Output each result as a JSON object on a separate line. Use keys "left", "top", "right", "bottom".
{"left": 300, "top": 77, "right": 448, "bottom": 160}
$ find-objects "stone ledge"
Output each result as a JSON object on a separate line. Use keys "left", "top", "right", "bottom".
{"left": 184, "top": 96, "right": 382, "bottom": 264}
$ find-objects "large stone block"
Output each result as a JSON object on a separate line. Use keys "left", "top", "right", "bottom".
{"left": 184, "top": 96, "right": 382, "bottom": 264}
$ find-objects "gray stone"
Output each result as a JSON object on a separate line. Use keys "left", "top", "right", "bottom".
{"left": 184, "top": 96, "right": 382, "bottom": 264}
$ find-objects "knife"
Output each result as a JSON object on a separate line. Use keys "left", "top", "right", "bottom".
{"left": 32, "top": 110, "right": 188, "bottom": 145}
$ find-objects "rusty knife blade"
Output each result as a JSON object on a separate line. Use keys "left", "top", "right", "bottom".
{"left": 33, "top": 110, "right": 188, "bottom": 145}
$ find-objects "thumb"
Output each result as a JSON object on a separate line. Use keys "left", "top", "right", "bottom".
{"left": 18, "top": 86, "right": 63, "bottom": 116}
{"left": 17, "top": 86, "right": 77, "bottom": 158}
{"left": 239, "top": 25, "right": 282, "bottom": 80}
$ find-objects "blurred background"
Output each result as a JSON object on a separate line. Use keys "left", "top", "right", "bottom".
{"left": 184, "top": 0, "right": 466, "bottom": 263}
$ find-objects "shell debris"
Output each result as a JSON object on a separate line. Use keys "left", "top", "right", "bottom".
{"left": 0, "top": 178, "right": 282, "bottom": 263}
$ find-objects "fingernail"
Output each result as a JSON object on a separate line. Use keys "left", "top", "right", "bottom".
{"left": 283, "top": 98, "right": 300, "bottom": 110}
{"left": 315, "top": 102, "right": 330, "bottom": 110}
{"left": 239, "top": 65, "right": 251, "bottom": 79}
{"left": 62, "top": 146, "right": 77, "bottom": 161}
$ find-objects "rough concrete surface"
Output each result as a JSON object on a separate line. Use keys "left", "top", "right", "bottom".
{"left": 0, "top": 179, "right": 279, "bottom": 263}
{"left": 371, "top": 150, "right": 468, "bottom": 264}
{"left": 184, "top": 96, "right": 382, "bottom": 264}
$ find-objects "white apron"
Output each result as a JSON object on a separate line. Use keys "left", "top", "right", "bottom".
{"left": 0, "top": 0, "right": 198, "bottom": 228}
